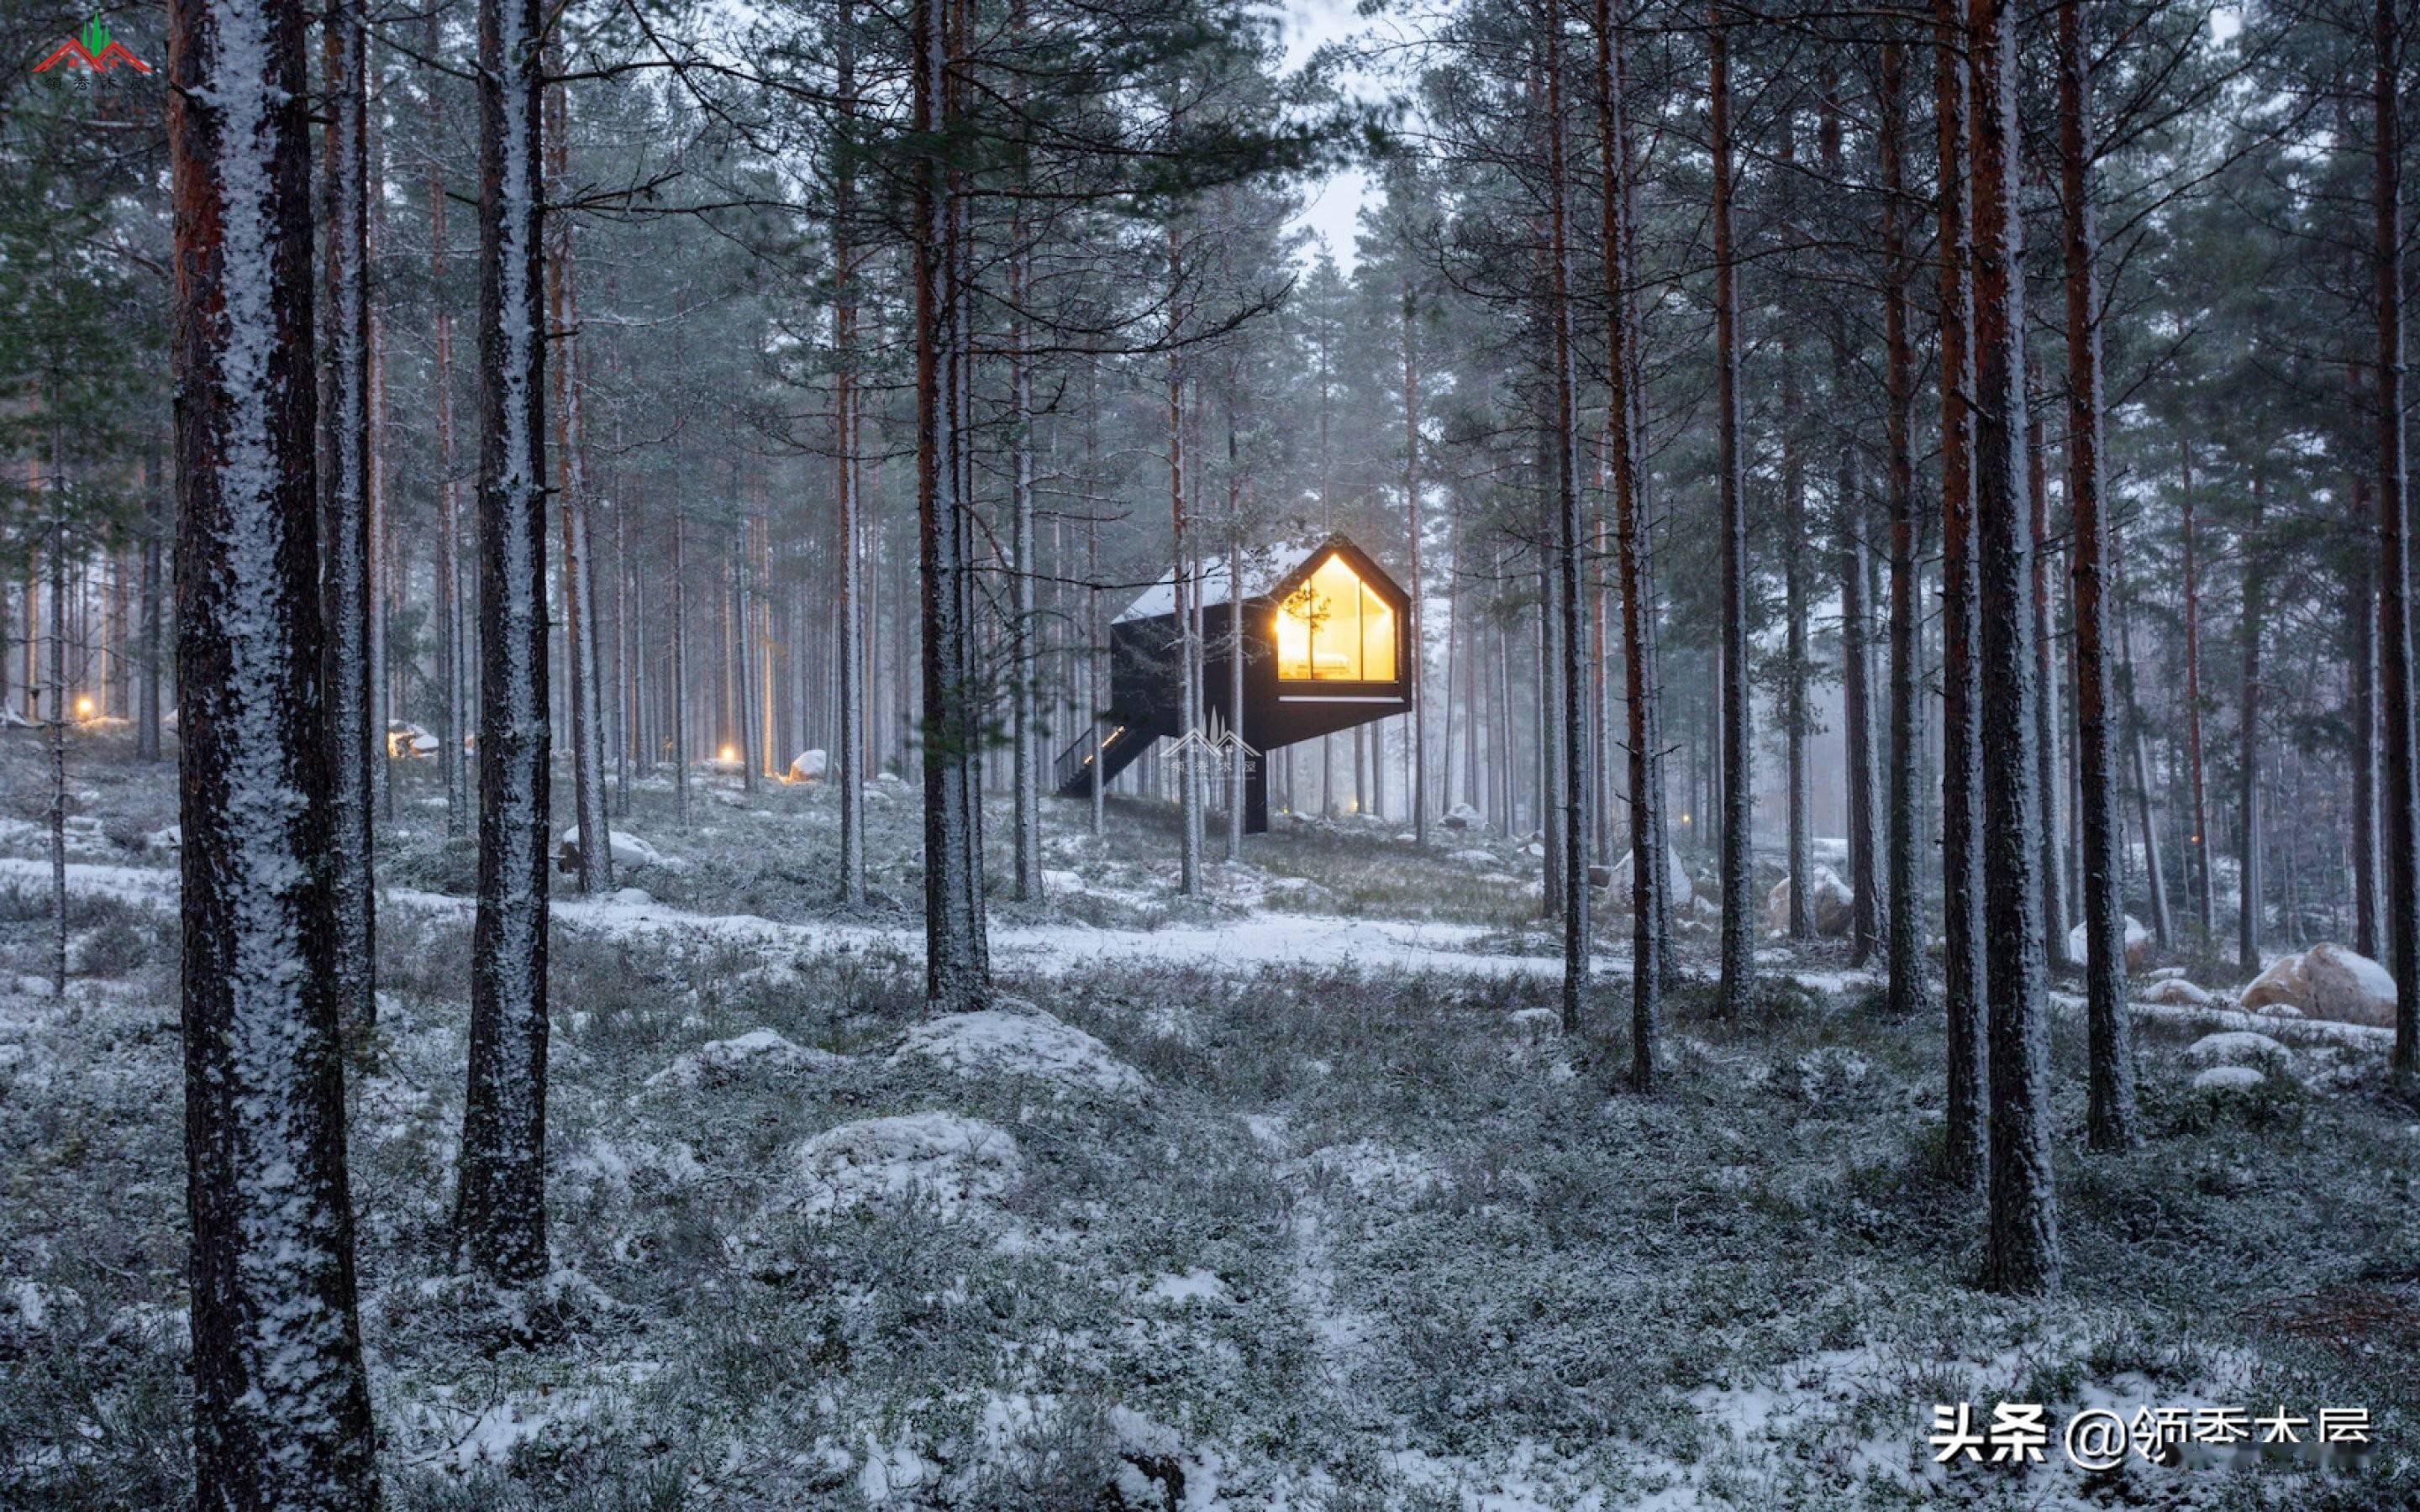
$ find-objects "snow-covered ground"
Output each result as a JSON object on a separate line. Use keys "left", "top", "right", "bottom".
{"left": 2, "top": 728, "right": 2415, "bottom": 1508}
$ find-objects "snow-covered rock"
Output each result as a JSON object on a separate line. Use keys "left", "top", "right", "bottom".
{"left": 1607, "top": 843, "right": 1693, "bottom": 913}
{"left": 1040, "top": 867, "right": 1083, "bottom": 894}
{"left": 1507, "top": 1006, "right": 1561, "bottom": 1039}
{"left": 646, "top": 1028, "right": 847, "bottom": 1089}
{"left": 558, "top": 826, "right": 676, "bottom": 874}
{"left": 1765, "top": 864, "right": 1854, "bottom": 937}
{"left": 2065, "top": 915, "right": 2152, "bottom": 970}
{"left": 145, "top": 824, "right": 181, "bottom": 852}
{"left": 608, "top": 886, "right": 654, "bottom": 906}
{"left": 787, "top": 748, "right": 828, "bottom": 783}
{"left": 2191, "top": 1065, "right": 2266, "bottom": 1092}
{"left": 2297, "top": 942, "right": 2396, "bottom": 1027}
{"left": 2185, "top": 1031, "right": 2291, "bottom": 1070}
{"left": 2240, "top": 943, "right": 2397, "bottom": 1026}
{"left": 1447, "top": 848, "right": 1497, "bottom": 869}
{"left": 1441, "top": 802, "right": 1481, "bottom": 830}
{"left": 892, "top": 1003, "right": 1146, "bottom": 1098}
{"left": 2139, "top": 978, "right": 2213, "bottom": 1008}
{"left": 791, "top": 1113, "right": 1023, "bottom": 1218}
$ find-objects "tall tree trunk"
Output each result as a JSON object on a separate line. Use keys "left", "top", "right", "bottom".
{"left": 2238, "top": 474, "right": 2265, "bottom": 972}
{"left": 1008, "top": 11, "right": 1041, "bottom": 898}
{"left": 916, "top": 0, "right": 988, "bottom": 1008}
{"left": 1881, "top": 42, "right": 1923, "bottom": 1018}
{"left": 1403, "top": 271, "right": 1428, "bottom": 847}
{"left": 1972, "top": 0, "right": 2061, "bottom": 1295}
{"left": 834, "top": 0, "right": 867, "bottom": 905}
{"left": 457, "top": 0, "right": 553, "bottom": 1288}
{"left": 1545, "top": 14, "right": 1591, "bottom": 1032}
{"left": 672, "top": 512, "right": 690, "bottom": 827}
{"left": 425, "top": 7, "right": 467, "bottom": 837}
{"left": 48, "top": 438, "right": 66, "bottom": 1000}
{"left": 319, "top": 0, "right": 376, "bottom": 1042}
{"left": 2373, "top": 0, "right": 2416, "bottom": 1072}
{"left": 1781, "top": 307, "right": 1812, "bottom": 939}
{"left": 1823, "top": 78, "right": 1881, "bottom": 965}
{"left": 2115, "top": 536, "right": 2172, "bottom": 944}
{"left": 168, "top": 0, "right": 380, "bottom": 1489}
{"left": 1711, "top": 3, "right": 1754, "bottom": 1011}
{"left": 2029, "top": 420, "right": 2069, "bottom": 961}
{"left": 138, "top": 446, "right": 163, "bottom": 760}
{"left": 2181, "top": 439, "right": 2215, "bottom": 939}
{"left": 546, "top": 67, "right": 611, "bottom": 894}
{"left": 2352, "top": 478, "right": 2381, "bottom": 958}
{"left": 2060, "top": 0, "right": 2139, "bottom": 1149}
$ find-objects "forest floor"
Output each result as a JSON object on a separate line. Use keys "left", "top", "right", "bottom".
{"left": 3, "top": 723, "right": 2417, "bottom": 1510}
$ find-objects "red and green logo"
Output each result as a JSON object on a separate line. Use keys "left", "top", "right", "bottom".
{"left": 34, "top": 15, "right": 151, "bottom": 73}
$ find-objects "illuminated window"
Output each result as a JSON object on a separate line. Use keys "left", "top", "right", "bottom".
{"left": 1274, "top": 554, "right": 1395, "bottom": 681}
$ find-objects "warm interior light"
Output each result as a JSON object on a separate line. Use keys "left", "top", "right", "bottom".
{"left": 1274, "top": 554, "right": 1394, "bottom": 681}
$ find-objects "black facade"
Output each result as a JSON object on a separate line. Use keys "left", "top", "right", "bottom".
{"left": 1053, "top": 533, "right": 1412, "bottom": 832}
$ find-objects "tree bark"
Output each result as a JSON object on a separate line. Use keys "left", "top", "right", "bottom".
{"left": 1711, "top": 3, "right": 1754, "bottom": 1011}
{"left": 546, "top": 66, "right": 611, "bottom": 895}
{"left": 916, "top": 0, "right": 988, "bottom": 1008}
{"left": 1881, "top": 41, "right": 1923, "bottom": 1018}
{"left": 2238, "top": 473, "right": 2265, "bottom": 973}
{"left": 2060, "top": 0, "right": 2139, "bottom": 1148}
{"left": 2181, "top": 438, "right": 2215, "bottom": 940}
{"left": 1823, "top": 77, "right": 1881, "bottom": 966}
{"left": 834, "top": 0, "right": 867, "bottom": 905}
{"left": 2029, "top": 420, "right": 2069, "bottom": 962}
{"left": 424, "top": 6, "right": 467, "bottom": 837}
{"left": 1971, "top": 0, "right": 2061, "bottom": 1294}
{"left": 457, "top": 0, "right": 554, "bottom": 1288}
{"left": 168, "top": 0, "right": 380, "bottom": 1489}
{"left": 319, "top": 0, "right": 376, "bottom": 1042}
{"left": 1546, "top": 13, "right": 1591, "bottom": 1033}
{"left": 2373, "top": 0, "right": 2416, "bottom": 1073}
{"left": 2352, "top": 476, "right": 2381, "bottom": 958}
{"left": 1936, "top": 0, "right": 1986, "bottom": 1189}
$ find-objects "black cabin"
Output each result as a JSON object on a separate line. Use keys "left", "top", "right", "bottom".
{"left": 1052, "top": 533, "right": 1413, "bottom": 832}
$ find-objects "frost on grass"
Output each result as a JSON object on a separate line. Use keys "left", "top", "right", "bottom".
{"left": 644, "top": 1026, "right": 847, "bottom": 1089}
{"left": 787, "top": 1112, "right": 1024, "bottom": 1218}
{"left": 890, "top": 1001, "right": 1147, "bottom": 1099}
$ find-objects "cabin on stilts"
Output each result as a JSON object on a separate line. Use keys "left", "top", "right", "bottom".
{"left": 1054, "top": 533, "right": 1412, "bottom": 832}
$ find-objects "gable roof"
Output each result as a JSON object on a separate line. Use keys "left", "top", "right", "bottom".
{"left": 1110, "top": 533, "right": 1397, "bottom": 626}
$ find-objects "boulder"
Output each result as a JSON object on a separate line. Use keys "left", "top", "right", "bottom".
{"left": 1448, "top": 848, "right": 1497, "bottom": 869}
{"left": 558, "top": 826, "right": 670, "bottom": 874}
{"left": 2186, "top": 1031, "right": 2291, "bottom": 1069}
{"left": 1607, "top": 843, "right": 1693, "bottom": 914}
{"left": 2065, "top": 915, "right": 2151, "bottom": 971}
{"left": 1765, "top": 864, "right": 1854, "bottom": 937}
{"left": 2191, "top": 1065, "right": 2266, "bottom": 1092}
{"left": 2139, "top": 978, "right": 2213, "bottom": 1008}
{"left": 2241, "top": 943, "right": 2396, "bottom": 1027}
{"left": 787, "top": 748, "right": 829, "bottom": 783}
{"left": 1442, "top": 803, "right": 1481, "bottom": 830}
{"left": 2239, "top": 954, "right": 2304, "bottom": 1013}
{"left": 2301, "top": 942, "right": 2398, "bottom": 1027}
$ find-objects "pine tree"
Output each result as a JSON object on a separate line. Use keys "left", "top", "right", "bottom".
{"left": 456, "top": 0, "right": 555, "bottom": 1289}
{"left": 1971, "top": 0, "right": 2061, "bottom": 1295}
{"left": 169, "top": 0, "right": 379, "bottom": 1493}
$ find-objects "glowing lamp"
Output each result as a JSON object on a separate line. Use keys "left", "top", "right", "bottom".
{"left": 75, "top": 696, "right": 94, "bottom": 720}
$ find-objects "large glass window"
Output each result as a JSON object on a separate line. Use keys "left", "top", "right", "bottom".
{"left": 1274, "top": 554, "right": 1394, "bottom": 681}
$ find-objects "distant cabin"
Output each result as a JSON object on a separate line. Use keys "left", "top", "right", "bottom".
{"left": 1053, "top": 533, "right": 1412, "bottom": 832}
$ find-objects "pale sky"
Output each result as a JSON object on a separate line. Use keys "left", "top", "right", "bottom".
{"left": 1278, "top": 0, "right": 1385, "bottom": 270}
